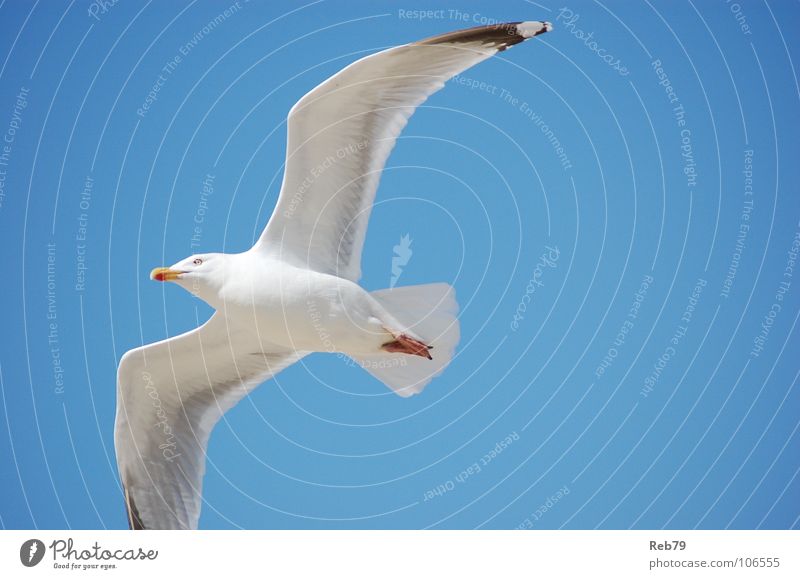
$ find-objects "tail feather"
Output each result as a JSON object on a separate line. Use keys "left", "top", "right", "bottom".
{"left": 351, "top": 283, "right": 460, "bottom": 397}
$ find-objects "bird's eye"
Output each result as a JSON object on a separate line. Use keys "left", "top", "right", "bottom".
{"left": 193, "top": 258, "right": 203, "bottom": 265}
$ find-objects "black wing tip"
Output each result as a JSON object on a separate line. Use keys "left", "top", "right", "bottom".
{"left": 414, "top": 20, "right": 552, "bottom": 51}
{"left": 124, "top": 486, "right": 147, "bottom": 530}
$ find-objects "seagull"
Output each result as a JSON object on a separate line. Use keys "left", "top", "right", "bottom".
{"left": 115, "top": 20, "right": 552, "bottom": 530}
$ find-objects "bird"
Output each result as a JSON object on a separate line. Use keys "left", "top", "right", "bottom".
{"left": 115, "top": 20, "right": 552, "bottom": 530}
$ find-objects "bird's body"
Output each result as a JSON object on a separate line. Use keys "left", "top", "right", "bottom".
{"left": 196, "top": 251, "right": 396, "bottom": 354}
{"left": 115, "top": 20, "right": 552, "bottom": 530}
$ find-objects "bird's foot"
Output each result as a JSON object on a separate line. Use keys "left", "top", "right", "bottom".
{"left": 382, "top": 333, "right": 433, "bottom": 359}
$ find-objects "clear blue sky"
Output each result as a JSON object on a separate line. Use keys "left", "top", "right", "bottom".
{"left": 0, "top": 0, "right": 798, "bottom": 529}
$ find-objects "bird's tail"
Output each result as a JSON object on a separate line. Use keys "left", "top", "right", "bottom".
{"left": 350, "top": 283, "right": 460, "bottom": 397}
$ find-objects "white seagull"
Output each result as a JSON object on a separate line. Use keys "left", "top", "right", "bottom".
{"left": 115, "top": 20, "right": 552, "bottom": 530}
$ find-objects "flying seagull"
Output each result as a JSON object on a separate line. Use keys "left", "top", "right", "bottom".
{"left": 115, "top": 20, "right": 552, "bottom": 530}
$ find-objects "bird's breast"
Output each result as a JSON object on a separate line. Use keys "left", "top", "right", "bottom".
{"left": 217, "top": 270, "right": 381, "bottom": 353}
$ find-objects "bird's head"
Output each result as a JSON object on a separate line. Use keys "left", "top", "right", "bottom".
{"left": 150, "top": 253, "right": 226, "bottom": 303}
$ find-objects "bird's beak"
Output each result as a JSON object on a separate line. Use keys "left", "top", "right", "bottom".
{"left": 150, "top": 267, "right": 183, "bottom": 282}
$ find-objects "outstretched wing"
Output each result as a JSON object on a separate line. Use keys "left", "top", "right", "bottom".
{"left": 256, "top": 21, "right": 551, "bottom": 281}
{"left": 114, "top": 314, "right": 306, "bottom": 529}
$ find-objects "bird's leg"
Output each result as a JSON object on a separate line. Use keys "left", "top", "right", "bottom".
{"left": 381, "top": 332, "right": 433, "bottom": 360}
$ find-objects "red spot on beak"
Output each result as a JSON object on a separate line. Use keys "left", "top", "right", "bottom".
{"left": 150, "top": 267, "right": 181, "bottom": 282}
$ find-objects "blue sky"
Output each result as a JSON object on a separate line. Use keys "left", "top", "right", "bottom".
{"left": 0, "top": 0, "right": 798, "bottom": 529}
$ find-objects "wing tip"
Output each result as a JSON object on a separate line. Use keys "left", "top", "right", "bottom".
{"left": 124, "top": 486, "right": 147, "bottom": 530}
{"left": 413, "top": 20, "right": 552, "bottom": 51}
{"left": 516, "top": 21, "right": 553, "bottom": 39}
